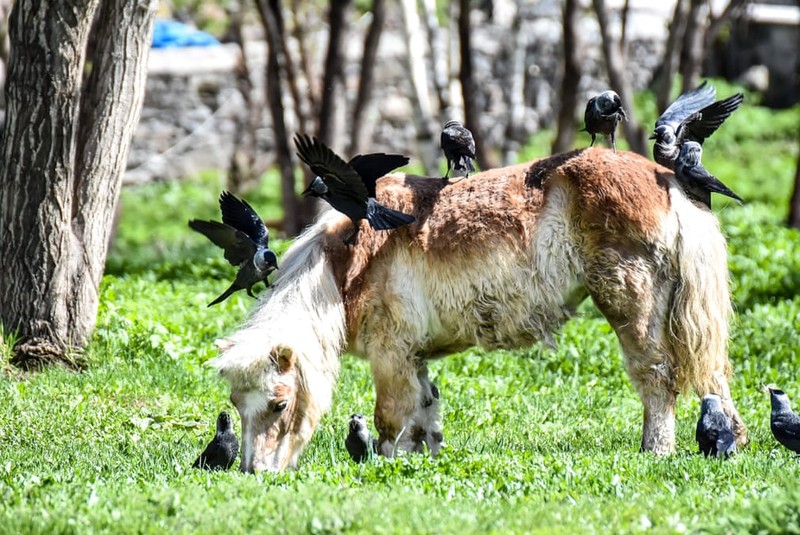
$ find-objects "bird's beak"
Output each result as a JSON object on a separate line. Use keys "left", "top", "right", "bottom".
{"left": 762, "top": 383, "right": 777, "bottom": 393}
{"left": 648, "top": 133, "right": 656, "bottom": 140}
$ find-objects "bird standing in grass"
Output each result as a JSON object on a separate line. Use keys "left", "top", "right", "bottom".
{"left": 766, "top": 386, "right": 800, "bottom": 455}
{"left": 650, "top": 81, "right": 744, "bottom": 170}
{"left": 193, "top": 412, "right": 239, "bottom": 471}
{"left": 674, "top": 141, "right": 743, "bottom": 209}
{"left": 345, "top": 413, "right": 376, "bottom": 463}
{"left": 295, "top": 134, "right": 415, "bottom": 245}
{"left": 583, "top": 90, "right": 627, "bottom": 152}
{"left": 695, "top": 393, "right": 736, "bottom": 458}
{"left": 440, "top": 120, "right": 476, "bottom": 179}
{"left": 189, "top": 191, "right": 278, "bottom": 306}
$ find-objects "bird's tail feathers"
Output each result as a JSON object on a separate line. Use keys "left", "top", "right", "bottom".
{"left": 208, "top": 282, "right": 238, "bottom": 307}
{"left": 366, "top": 198, "right": 415, "bottom": 231}
{"left": 708, "top": 178, "right": 744, "bottom": 204}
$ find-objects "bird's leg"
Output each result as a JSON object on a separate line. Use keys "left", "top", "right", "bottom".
{"left": 610, "top": 131, "right": 617, "bottom": 153}
{"left": 442, "top": 160, "right": 451, "bottom": 180}
{"left": 246, "top": 287, "right": 256, "bottom": 298}
{"left": 590, "top": 134, "right": 596, "bottom": 147}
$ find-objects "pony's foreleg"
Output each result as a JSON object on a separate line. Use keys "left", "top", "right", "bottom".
{"left": 370, "top": 354, "right": 443, "bottom": 457}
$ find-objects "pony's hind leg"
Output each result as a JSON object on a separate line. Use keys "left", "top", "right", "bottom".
{"left": 586, "top": 253, "right": 678, "bottom": 455}
{"left": 370, "top": 354, "right": 443, "bottom": 457}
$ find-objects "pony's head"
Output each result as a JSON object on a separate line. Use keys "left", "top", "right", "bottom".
{"left": 213, "top": 339, "right": 318, "bottom": 472}
{"left": 210, "top": 217, "right": 346, "bottom": 472}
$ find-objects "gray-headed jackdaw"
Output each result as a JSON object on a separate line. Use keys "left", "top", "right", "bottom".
{"left": 295, "top": 134, "right": 415, "bottom": 245}
{"left": 345, "top": 413, "right": 377, "bottom": 463}
{"left": 192, "top": 412, "right": 240, "bottom": 470}
{"left": 440, "top": 120, "right": 476, "bottom": 179}
{"left": 695, "top": 393, "right": 736, "bottom": 458}
{"left": 766, "top": 386, "right": 800, "bottom": 455}
{"left": 189, "top": 191, "right": 278, "bottom": 306}
{"left": 650, "top": 81, "right": 744, "bottom": 170}
{"left": 583, "top": 90, "right": 627, "bottom": 153}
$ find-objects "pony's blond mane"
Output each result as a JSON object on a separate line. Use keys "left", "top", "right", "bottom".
{"left": 210, "top": 209, "right": 346, "bottom": 414}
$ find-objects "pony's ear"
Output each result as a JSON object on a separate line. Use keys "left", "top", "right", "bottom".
{"left": 274, "top": 345, "right": 295, "bottom": 374}
{"left": 214, "top": 338, "right": 235, "bottom": 352}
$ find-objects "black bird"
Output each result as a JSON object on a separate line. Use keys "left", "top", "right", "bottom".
{"left": 674, "top": 141, "right": 743, "bottom": 209}
{"left": 192, "top": 412, "right": 239, "bottom": 471}
{"left": 440, "top": 120, "right": 476, "bottom": 179}
{"left": 189, "top": 191, "right": 278, "bottom": 306}
{"left": 695, "top": 393, "right": 736, "bottom": 458}
{"left": 766, "top": 386, "right": 800, "bottom": 455}
{"left": 583, "top": 90, "right": 627, "bottom": 152}
{"left": 345, "top": 413, "right": 376, "bottom": 463}
{"left": 295, "top": 134, "right": 415, "bottom": 245}
{"left": 651, "top": 82, "right": 744, "bottom": 169}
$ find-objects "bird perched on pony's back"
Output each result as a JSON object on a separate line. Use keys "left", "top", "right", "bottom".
{"left": 674, "top": 141, "right": 743, "bottom": 209}
{"left": 650, "top": 81, "right": 744, "bottom": 170}
{"left": 189, "top": 191, "right": 278, "bottom": 306}
{"left": 766, "top": 386, "right": 800, "bottom": 455}
{"left": 583, "top": 90, "right": 627, "bottom": 152}
{"left": 295, "top": 133, "right": 415, "bottom": 245}
{"left": 440, "top": 120, "right": 476, "bottom": 179}
{"left": 193, "top": 412, "right": 239, "bottom": 471}
{"left": 695, "top": 393, "right": 736, "bottom": 458}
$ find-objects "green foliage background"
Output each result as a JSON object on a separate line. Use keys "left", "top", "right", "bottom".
{"left": 1, "top": 88, "right": 799, "bottom": 533}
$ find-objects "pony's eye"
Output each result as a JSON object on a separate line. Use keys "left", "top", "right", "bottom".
{"left": 273, "top": 400, "right": 288, "bottom": 413}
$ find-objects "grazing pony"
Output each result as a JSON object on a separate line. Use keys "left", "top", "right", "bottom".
{"left": 212, "top": 148, "right": 747, "bottom": 473}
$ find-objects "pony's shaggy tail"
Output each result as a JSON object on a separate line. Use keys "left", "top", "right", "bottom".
{"left": 667, "top": 193, "right": 732, "bottom": 395}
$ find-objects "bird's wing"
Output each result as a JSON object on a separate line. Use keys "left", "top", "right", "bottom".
{"left": 218, "top": 191, "right": 269, "bottom": 247}
{"left": 442, "top": 126, "right": 476, "bottom": 158}
{"left": 348, "top": 153, "right": 410, "bottom": 198}
{"left": 774, "top": 413, "right": 800, "bottom": 440}
{"left": 686, "top": 93, "right": 745, "bottom": 143}
{"left": 294, "top": 133, "right": 369, "bottom": 202}
{"left": 716, "top": 428, "right": 736, "bottom": 457}
{"left": 656, "top": 81, "right": 717, "bottom": 130}
{"left": 188, "top": 219, "right": 256, "bottom": 265}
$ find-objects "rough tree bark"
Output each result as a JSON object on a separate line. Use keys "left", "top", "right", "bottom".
{"left": 651, "top": 0, "right": 689, "bottom": 112}
{"left": 788, "top": 131, "right": 800, "bottom": 229}
{"left": 0, "top": 0, "right": 157, "bottom": 369}
{"left": 592, "top": 0, "right": 648, "bottom": 155}
{"left": 317, "top": 0, "right": 352, "bottom": 146}
{"left": 552, "top": 0, "right": 582, "bottom": 155}
{"left": 348, "top": 0, "right": 387, "bottom": 155}
{"left": 458, "top": 0, "right": 498, "bottom": 171}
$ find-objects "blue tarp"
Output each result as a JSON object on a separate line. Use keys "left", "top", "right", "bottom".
{"left": 152, "top": 19, "right": 220, "bottom": 48}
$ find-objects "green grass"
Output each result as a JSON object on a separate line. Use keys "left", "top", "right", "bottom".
{"left": 1, "top": 90, "right": 800, "bottom": 533}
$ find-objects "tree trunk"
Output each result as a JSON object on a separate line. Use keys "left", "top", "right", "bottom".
{"left": 255, "top": 0, "right": 306, "bottom": 236}
{"left": 0, "top": 0, "right": 156, "bottom": 369}
{"left": 552, "top": 0, "right": 581, "bottom": 155}
{"left": 458, "top": 0, "right": 497, "bottom": 171}
{"left": 317, "top": 0, "right": 351, "bottom": 146}
{"left": 226, "top": 0, "right": 260, "bottom": 193}
{"left": 503, "top": 8, "right": 527, "bottom": 164}
{"left": 651, "top": 0, "right": 688, "bottom": 112}
{"left": 680, "top": 0, "right": 707, "bottom": 94}
{"left": 348, "top": 0, "right": 387, "bottom": 155}
{"left": 399, "top": 0, "right": 439, "bottom": 175}
{"left": 592, "top": 0, "right": 648, "bottom": 155}
{"left": 422, "top": 0, "right": 451, "bottom": 118}
{"left": 788, "top": 131, "right": 800, "bottom": 229}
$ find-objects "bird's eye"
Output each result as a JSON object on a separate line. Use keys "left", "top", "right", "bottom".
{"left": 273, "top": 400, "right": 288, "bottom": 413}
